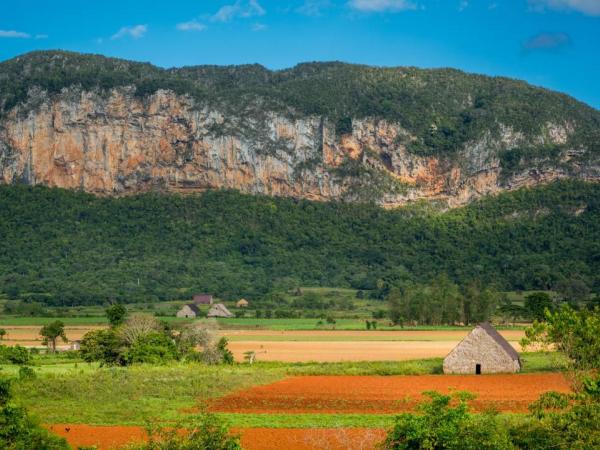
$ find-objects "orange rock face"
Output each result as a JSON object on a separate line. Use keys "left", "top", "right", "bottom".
{"left": 0, "top": 88, "right": 596, "bottom": 206}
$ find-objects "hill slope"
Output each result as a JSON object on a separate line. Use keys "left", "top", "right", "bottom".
{"left": 0, "top": 181, "right": 599, "bottom": 305}
{"left": 0, "top": 51, "right": 599, "bottom": 206}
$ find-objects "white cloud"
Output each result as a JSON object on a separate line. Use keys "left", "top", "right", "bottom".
{"left": 348, "top": 0, "right": 417, "bottom": 12}
{"left": 111, "top": 24, "right": 148, "bottom": 40}
{"left": 176, "top": 20, "right": 207, "bottom": 31}
{"left": 523, "top": 32, "right": 572, "bottom": 50}
{"left": 212, "top": 0, "right": 266, "bottom": 22}
{"left": 529, "top": 0, "right": 600, "bottom": 16}
{"left": 296, "top": 0, "right": 333, "bottom": 16}
{"left": 252, "top": 22, "right": 267, "bottom": 31}
{"left": 0, "top": 30, "right": 31, "bottom": 38}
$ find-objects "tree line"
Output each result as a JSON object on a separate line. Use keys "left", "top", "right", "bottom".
{"left": 0, "top": 181, "right": 599, "bottom": 307}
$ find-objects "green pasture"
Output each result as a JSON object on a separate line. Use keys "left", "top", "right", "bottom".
{"left": 0, "top": 352, "right": 562, "bottom": 427}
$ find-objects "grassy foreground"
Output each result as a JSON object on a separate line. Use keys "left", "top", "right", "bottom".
{"left": 0, "top": 352, "right": 561, "bottom": 427}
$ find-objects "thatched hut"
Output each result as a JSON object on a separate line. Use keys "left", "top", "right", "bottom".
{"left": 176, "top": 304, "right": 201, "bottom": 318}
{"left": 236, "top": 299, "right": 249, "bottom": 308}
{"left": 207, "top": 303, "right": 234, "bottom": 318}
{"left": 443, "top": 322, "right": 521, "bottom": 374}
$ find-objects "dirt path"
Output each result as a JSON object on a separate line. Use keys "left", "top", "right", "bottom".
{"left": 209, "top": 373, "right": 570, "bottom": 413}
{"left": 47, "top": 424, "right": 387, "bottom": 450}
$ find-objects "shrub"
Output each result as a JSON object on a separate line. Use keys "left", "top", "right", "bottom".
{"left": 0, "top": 345, "right": 31, "bottom": 365}
{"left": 124, "top": 332, "right": 179, "bottom": 364}
{"left": 80, "top": 328, "right": 126, "bottom": 366}
{"left": 106, "top": 303, "right": 128, "bottom": 327}
{"left": 217, "top": 338, "right": 234, "bottom": 365}
{"left": 382, "top": 391, "right": 514, "bottom": 450}
{"left": 18, "top": 366, "right": 36, "bottom": 380}
{"left": 126, "top": 414, "right": 241, "bottom": 449}
{"left": 0, "top": 377, "right": 70, "bottom": 449}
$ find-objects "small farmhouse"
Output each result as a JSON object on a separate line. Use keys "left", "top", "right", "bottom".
{"left": 207, "top": 303, "right": 234, "bottom": 318}
{"left": 236, "top": 299, "right": 249, "bottom": 308}
{"left": 192, "top": 294, "right": 213, "bottom": 305}
{"left": 176, "top": 304, "right": 201, "bottom": 318}
{"left": 443, "top": 322, "right": 521, "bottom": 374}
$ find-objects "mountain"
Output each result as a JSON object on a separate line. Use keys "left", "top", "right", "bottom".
{"left": 1, "top": 50, "right": 599, "bottom": 207}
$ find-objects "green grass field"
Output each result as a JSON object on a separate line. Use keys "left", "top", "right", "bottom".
{"left": 0, "top": 316, "right": 528, "bottom": 331}
{"left": 0, "top": 352, "right": 562, "bottom": 427}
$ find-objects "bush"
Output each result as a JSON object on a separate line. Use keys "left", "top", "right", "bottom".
{"left": 0, "top": 377, "right": 70, "bottom": 449}
{"left": 382, "top": 391, "right": 514, "bottom": 450}
{"left": 80, "top": 329, "right": 126, "bottom": 366}
{"left": 126, "top": 414, "right": 241, "bottom": 449}
{"left": 124, "top": 332, "right": 179, "bottom": 365}
{"left": 217, "top": 338, "right": 234, "bottom": 365}
{"left": 0, "top": 345, "right": 31, "bottom": 365}
{"left": 18, "top": 366, "right": 36, "bottom": 380}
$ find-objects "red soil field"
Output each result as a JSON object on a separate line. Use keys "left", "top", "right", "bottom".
{"left": 209, "top": 373, "right": 571, "bottom": 414}
{"left": 47, "top": 424, "right": 387, "bottom": 450}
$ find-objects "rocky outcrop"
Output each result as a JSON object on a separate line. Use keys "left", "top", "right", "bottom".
{"left": 1, "top": 87, "right": 598, "bottom": 207}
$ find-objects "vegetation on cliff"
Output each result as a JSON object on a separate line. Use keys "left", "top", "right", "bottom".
{"left": 1, "top": 51, "right": 599, "bottom": 157}
{"left": 0, "top": 181, "right": 598, "bottom": 306}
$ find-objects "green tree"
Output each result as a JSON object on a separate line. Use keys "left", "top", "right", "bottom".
{"left": 387, "top": 288, "right": 404, "bottom": 326}
{"left": 382, "top": 391, "right": 514, "bottom": 450}
{"left": 0, "top": 377, "right": 70, "bottom": 449}
{"left": 462, "top": 283, "right": 499, "bottom": 325}
{"left": 105, "top": 303, "right": 128, "bottom": 327}
{"left": 0, "top": 345, "right": 31, "bottom": 365}
{"left": 80, "top": 329, "right": 125, "bottom": 366}
{"left": 39, "top": 321, "right": 67, "bottom": 353}
{"left": 217, "top": 337, "right": 234, "bottom": 365}
{"left": 521, "top": 305, "right": 600, "bottom": 373}
{"left": 124, "top": 332, "right": 178, "bottom": 365}
{"left": 524, "top": 292, "right": 554, "bottom": 321}
{"left": 554, "top": 278, "right": 591, "bottom": 305}
{"left": 0, "top": 329, "right": 6, "bottom": 341}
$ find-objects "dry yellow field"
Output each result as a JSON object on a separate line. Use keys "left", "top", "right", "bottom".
{"left": 1, "top": 325, "right": 524, "bottom": 361}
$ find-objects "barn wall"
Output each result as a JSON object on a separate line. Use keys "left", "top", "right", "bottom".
{"left": 443, "top": 327, "right": 519, "bottom": 374}
{"left": 176, "top": 306, "right": 196, "bottom": 318}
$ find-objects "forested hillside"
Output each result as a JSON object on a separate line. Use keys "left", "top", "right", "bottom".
{"left": 1, "top": 181, "right": 598, "bottom": 306}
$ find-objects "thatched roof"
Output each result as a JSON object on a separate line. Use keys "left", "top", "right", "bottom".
{"left": 207, "top": 303, "right": 233, "bottom": 318}
{"left": 478, "top": 322, "right": 520, "bottom": 362}
{"left": 179, "top": 304, "right": 201, "bottom": 314}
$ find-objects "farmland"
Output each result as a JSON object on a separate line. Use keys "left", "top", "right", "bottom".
{"left": 0, "top": 322, "right": 526, "bottom": 362}
{"left": 0, "top": 316, "right": 578, "bottom": 449}
{"left": 0, "top": 345, "right": 566, "bottom": 449}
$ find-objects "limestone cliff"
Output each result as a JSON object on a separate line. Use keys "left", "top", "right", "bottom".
{"left": 1, "top": 52, "right": 599, "bottom": 207}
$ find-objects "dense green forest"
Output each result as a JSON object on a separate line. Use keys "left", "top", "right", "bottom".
{"left": 0, "top": 181, "right": 599, "bottom": 306}
{"left": 1, "top": 51, "right": 599, "bottom": 156}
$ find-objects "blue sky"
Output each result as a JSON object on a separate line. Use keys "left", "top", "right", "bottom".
{"left": 2, "top": 0, "right": 600, "bottom": 108}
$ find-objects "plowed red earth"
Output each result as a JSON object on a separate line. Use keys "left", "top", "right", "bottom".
{"left": 209, "top": 374, "right": 570, "bottom": 413}
{"left": 47, "top": 424, "right": 387, "bottom": 450}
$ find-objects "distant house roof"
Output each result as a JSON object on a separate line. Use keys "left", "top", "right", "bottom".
{"left": 193, "top": 294, "right": 213, "bottom": 304}
{"left": 185, "top": 304, "right": 201, "bottom": 315}
{"left": 236, "top": 299, "right": 249, "bottom": 307}
{"left": 478, "top": 321, "right": 520, "bottom": 362}
{"left": 207, "top": 303, "right": 234, "bottom": 318}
